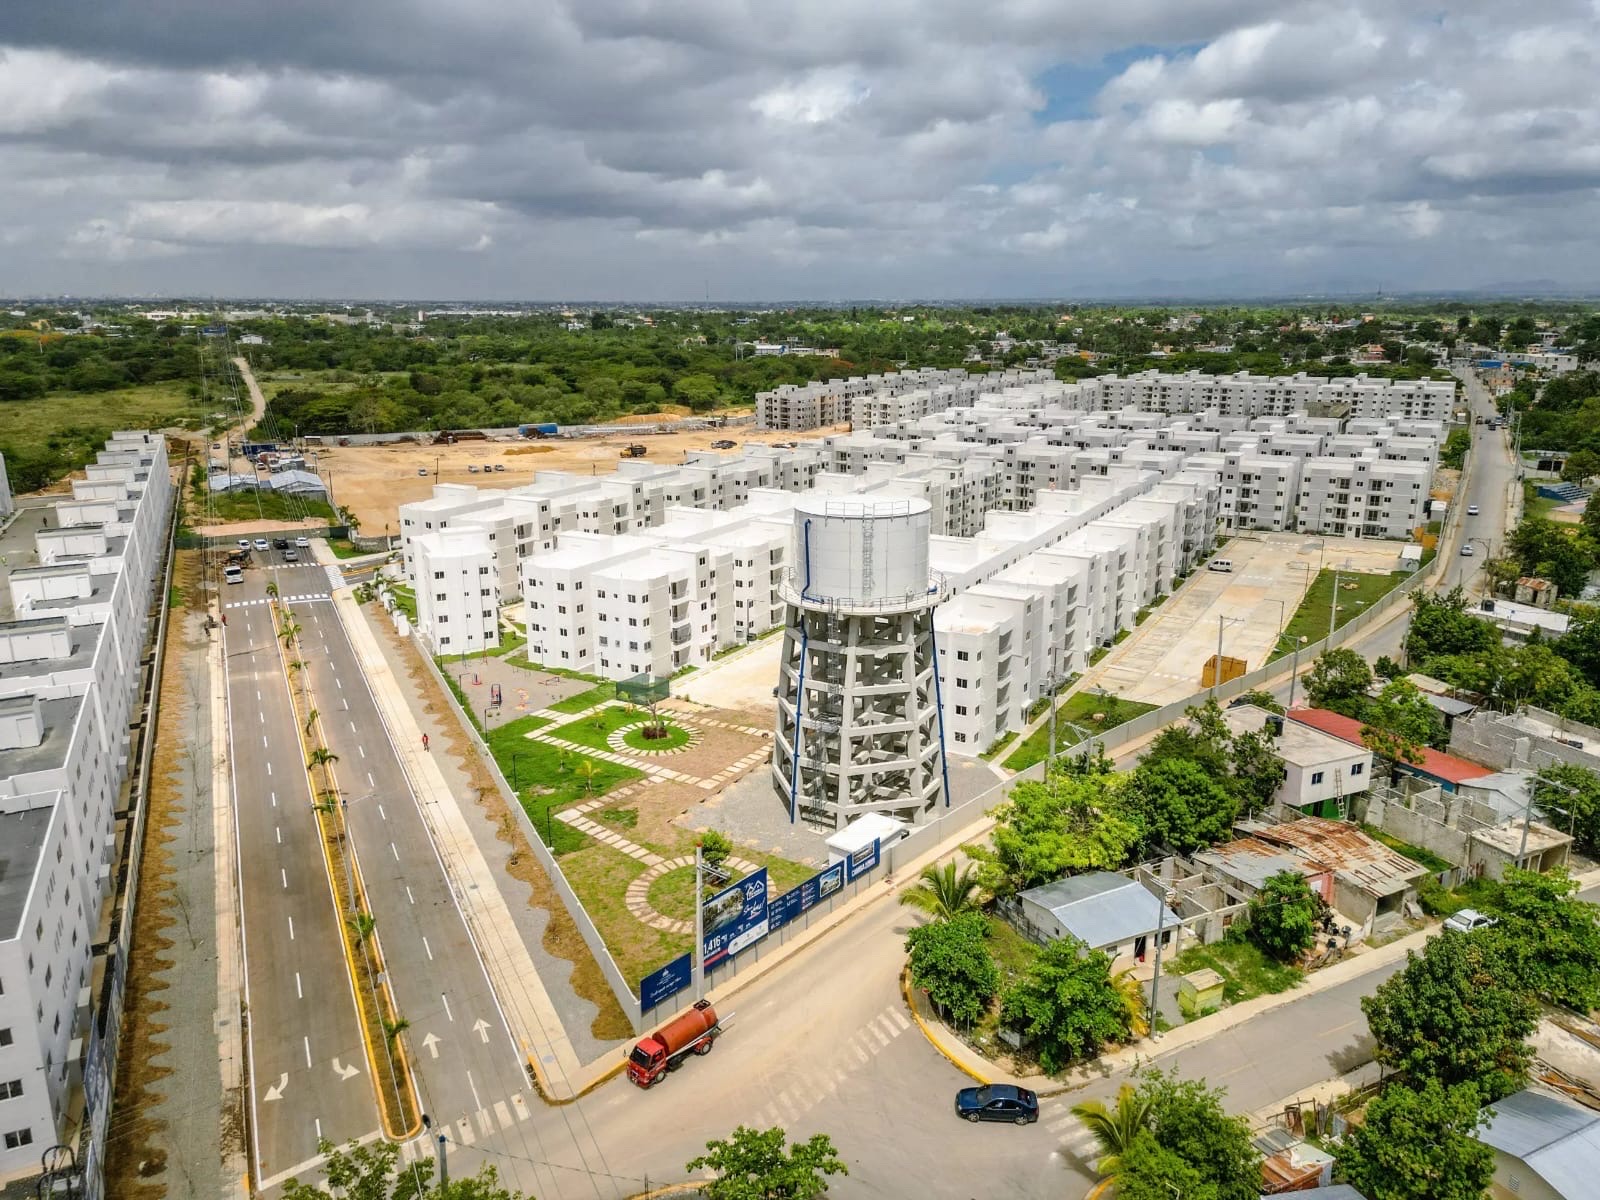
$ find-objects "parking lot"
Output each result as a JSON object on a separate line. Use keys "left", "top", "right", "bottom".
{"left": 1087, "top": 533, "right": 1410, "bottom": 706}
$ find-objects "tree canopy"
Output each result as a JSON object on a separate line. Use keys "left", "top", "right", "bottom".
{"left": 1337, "top": 1080, "right": 1494, "bottom": 1200}
{"left": 904, "top": 911, "right": 1000, "bottom": 1029}
{"left": 1001, "top": 937, "right": 1132, "bottom": 1073}
{"left": 1125, "top": 757, "right": 1239, "bottom": 854}
{"left": 1246, "top": 870, "right": 1322, "bottom": 963}
{"left": 687, "top": 1126, "right": 847, "bottom": 1200}
{"left": 971, "top": 767, "right": 1141, "bottom": 898}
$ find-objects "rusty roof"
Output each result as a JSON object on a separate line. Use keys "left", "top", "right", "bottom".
{"left": 1193, "top": 836, "right": 1330, "bottom": 892}
{"left": 1248, "top": 816, "right": 1429, "bottom": 897}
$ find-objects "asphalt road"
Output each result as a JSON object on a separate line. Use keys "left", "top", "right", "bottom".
{"left": 222, "top": 563, "right": 379, "bottom": 1181}
{"left": 274, "top": 566, "right": 586, "bottom": 1193}
{"left": 1443, "top": 368, "right": 1519, "bottom": 592}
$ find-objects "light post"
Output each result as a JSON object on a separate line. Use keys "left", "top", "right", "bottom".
{"left": 1147, "top": 880, "right": 1179, "bottom": 1041}
{"left": 1211, "top": 615, "right": 1243, "bottom": 697}
{"left": 1287, "top": 635, "right": 1310, "bottom": 710}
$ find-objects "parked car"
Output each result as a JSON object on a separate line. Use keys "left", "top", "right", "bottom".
{"left": 711, "top": 439, "right": 737, "bottom": 449}
{"left": 468, "top": 464, "right": 479, "bottom": 473}
{"left": 253, "top": 538, "right": 270, "bottom": 552}
{"left": 954, "top": 1084, "right": 1039, "bottom": 1125}
{"left": 237, "top": 538, "right": 251, "bottom": 551}
{"left": 273, "top": 538, "right": 290, "bottom": 550}
{"left": 1461, "top": 544, "right": 1475, "bottom": 556}
{"left": 1467, "top": 505, "right": 1480, "bottom": 516}
{"left": 1444, "top": 908, "right": 1498, "bottom": 934}
{"left": 295, "top": 536, "right": 310, "bottom": 548}
{"left": 417, "top": 467, "right": 429, "bottom": 476}
{"left": 493, "top": 463, "right": 505, "bottom": 472}
{"left": 283, "top": 549, "right": 299, "bottom": 562}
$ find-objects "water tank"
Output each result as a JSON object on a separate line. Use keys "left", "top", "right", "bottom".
{"left": 791, "top": 496, "right": 931, "bottom": 605}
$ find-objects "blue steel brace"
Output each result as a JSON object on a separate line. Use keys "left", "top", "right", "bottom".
{"left": 928, "top": 621, "right": 953, "bottom": 808}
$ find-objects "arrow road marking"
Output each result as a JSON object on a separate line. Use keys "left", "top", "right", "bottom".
{"left": 264, "top": 1073, "right": 288, "bottom": 1102}
{"left": 422, "top": 1032, "right": 441, "bottom": 1060}
{"left": 472, "top": 1018, "right": 491, "bottom": 1044}
{"left": 332, "top": 1057, "right": 360, "bottom": 1081}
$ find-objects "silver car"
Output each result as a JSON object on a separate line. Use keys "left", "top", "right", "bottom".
{"left": 1443, "top": 908, "right": 1497, "bottom": 934}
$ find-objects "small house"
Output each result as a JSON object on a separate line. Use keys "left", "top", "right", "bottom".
{"left": 1015, "top": 872, "right": 1182, "bottom": 966}
{"left": 1475, "top": 1088, "right": 1600, "bottom": 1200}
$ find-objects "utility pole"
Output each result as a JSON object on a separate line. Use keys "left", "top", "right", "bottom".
{"left": 1212, "top": 616, "right": 1226, "bottom": 696}
{"left": 1046, "top": 645, "right": 1058, "bottom": 774}
{"left": 693, "top": 840, "right": 705, "bottom": 1001}
{"left": 1148, "top": 878, "right": 1176, "bottom": 1041}
{"left": 1328, "top": 564, "right": 1342, "bottom": 641}
{"left": 1288, "top": 636, "right": 1308, "bottom": 710}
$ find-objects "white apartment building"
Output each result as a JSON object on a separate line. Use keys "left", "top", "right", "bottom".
{"left": 0, "top": 432, "right": 171, "bottom": 1183}
{"left": 1295, "top": 453, "right": 1433, "bottom": 541}
{"left": 411, "top": 527, "right": 502, "bottom": 655}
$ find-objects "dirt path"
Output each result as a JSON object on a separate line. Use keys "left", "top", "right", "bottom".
{"left": 230, "top": 356, "right": 268, "bottom": 435}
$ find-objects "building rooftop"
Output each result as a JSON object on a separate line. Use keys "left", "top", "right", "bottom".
{"left": 1192, "top": 837, "right": 1326, "bottom": 893}
{"left": 0, "top": 801, "right": 54, "bottom": 941}
{"left": 1019, "top": 871, "right": 1181, "bottom": 950}
{"left": 3, "top": 695, "right": 83, "bottom": 778}
{"left": 1247, "top": 816, "right": 1428, "bottom": 897}
{"left": 1222, "top": 704, "right": 1368, "bottom": 768}
{"left": 1475, "top": 1089, "right": 1600, "bottom": 1200}
{"left": 1288, "top": 707, "right": 1495, "bottom": 786}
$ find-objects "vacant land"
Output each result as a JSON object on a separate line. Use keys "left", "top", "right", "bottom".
{"left": 1274, "top": 567, "right": 1409, "bottom": 658}
{"left": 1003, "top": 692, "right": 1160, "bottom": 771}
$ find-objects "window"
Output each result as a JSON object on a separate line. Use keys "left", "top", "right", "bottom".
{"left": 0, "top": 1081, "right": 20, "bottom": 1100}
{"left": 1350, "top": 762, "right": 1364, "bottom": 776}
{"left": 955, "top": 705, "right": 968, "bottom": 716}
{"left": 955, "top": 678, "right": 968, "bottom": 689}
{"left": 1311, "top": 771, "right": 1324, "bottom": 785}
{"left": 0, "top": 1030, "right": 10, "bottom": 1047}
{"left": 956, "top": 650, "right": 969, "bottom": 661}
{"left": 4, "top": 1129, "right": 33, "bottom": 1150}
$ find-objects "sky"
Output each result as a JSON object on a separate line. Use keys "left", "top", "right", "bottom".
{"left": 3, "top": 1, "right": 1599, "bottom": 302}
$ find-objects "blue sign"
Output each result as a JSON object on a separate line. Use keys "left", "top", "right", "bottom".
{"left": 768, "top": 861, "right": 845, "bottom": 935}
{"left": 703, "top": 868, "right": 769, "bottom": 970}
{"left": 639, "top": 952, "right": 692, "bottom": 1011}
{"left": 845, "top": 837, "right": 881, "bottom": 882}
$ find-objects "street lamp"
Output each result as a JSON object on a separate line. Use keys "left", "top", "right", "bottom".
{"left": 1211, "top": 615, "right": 1244, "bottom": 697}
{"left": 1147, "top": 879, "right": 1179, "bottom": 1041}
{"left": 1287, "top": 635, "right": 1310, "bottom": 710}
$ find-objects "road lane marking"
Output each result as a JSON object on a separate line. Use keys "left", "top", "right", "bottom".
{"left": 1319, "top": 1019, "right": 1361, "bottom": 1038}
{"left": 368, "top": 773, "right": 375, "bottom": 789}
{"left": 350, "top": 720, "right": 357, "bottom": 733}
{"left": 886, "top": 1009, "right": 911, "bottom": 1032}
{"left": 342, "top": 698, "right": 349, "bottom": 710}
{"left": 288, "top": 916, "right": 295, "bottom": 940}
{"left": 494, "top": 1101, "right": 512, "bottom": 1130}
{"left": 390, "top": 841, "right": 399, "bottom": 861}
{"left": 850, "top": 1038, "right": 869, "bottom": 1065}
{"left": 511, "top": 1093, "right": 530, "bottom": 1121}
{"left": 865, "top": 1022, "right": 891, "bottom": 1049}
{"left": 468, "top": 1070, "right": 483, "bottom": 1112}
{"left": 336, "top": 678, "right": 342, "bottom": 690}
{"left": 477, "top": 1109, "right": 494, "bottom": 1136}
{"left": 296, "top": 972, "right": 302, "bottom": 999}
{"left": 407, "top": 886, "right": 415, "bottom": 905}
{"left": 423, "top": 936, "right": 433, "bottom": 961}
{"left": 267, "top": 762, "right": 273, "bottom": 776}
{"left": 275, "top": 826, "right": 282, "bottom": 844}
{"left": 304, "top": 1037, "right": 312, "bottom": 1068}
{"left": 259, "top": 711, "right": 265, "bottom": 724}
{"left": 455, "top": 1118, "right": 475, "bottom": 1146}
{"left": 378, "top": 803, "right": 386, "bottom": 820}
{"left": 314, "top": 1117, "right": 321, "bottom": 1140}
{"left": 281, "top": 867, "right": 288, "bottom": 889}
{"left": 262, "top": 735, "right": 268, "bottom": 748}
{"left": 442, "top": 993, "right": 453, "bottom": 1022}
{"left": 270, "top": 791, "right": 277, "bottom": 808}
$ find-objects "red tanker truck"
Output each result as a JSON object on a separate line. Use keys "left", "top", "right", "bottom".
{"left": 627, "top": 999, "right": 724, "bottom": 1087}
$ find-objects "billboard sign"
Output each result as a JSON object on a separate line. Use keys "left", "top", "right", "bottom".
{"left": 768, "top": 860, "right": 846, "bottom": 935}
{"left": 702, "top": 868, "right": 769, "bottom": 970}
{"left": 845, "top": 837, "right": 881, "bottom": 882}
{"left": 639, "top": 952, "right": 692, "bottom": 1011}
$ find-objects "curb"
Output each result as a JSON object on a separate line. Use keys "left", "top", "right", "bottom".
{"left": 900, "top": 967, "right": 990, "bottom": 1085}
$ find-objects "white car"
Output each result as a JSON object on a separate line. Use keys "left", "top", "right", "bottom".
{"left": 253, "top": 538, "right": 270, "bottom": 552}
{"left": 1443, "top": 908, "right": 1498, "bottom": 934}
{"left": 1467, "top": 505, "right": 1480, "bottom": 516}
{"left": 237, "top": 538, "right": 251, "bottom": 551}
{"left": 1460, "top": 544, "right": 1474, "bottom": 556}
{"left": 295, "top": 536, "right": 310, "bottom": 548}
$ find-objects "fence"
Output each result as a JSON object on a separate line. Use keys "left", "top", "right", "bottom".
{"left": 177, "top": 524, "right": 348, "bottom": 549}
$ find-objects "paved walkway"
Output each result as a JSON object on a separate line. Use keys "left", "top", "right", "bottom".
{"left": 330, "top": 587, "right": 589, "bottom": 1096}
{"left": 527, "top": 702, "right": 770, "bottom": 793}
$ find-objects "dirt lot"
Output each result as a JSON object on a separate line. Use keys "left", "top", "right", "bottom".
{"left": 317, "top": 423, "right": 848, "bottom": 533}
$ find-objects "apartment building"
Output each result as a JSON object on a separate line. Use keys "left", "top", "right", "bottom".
{"left": 0, "top": 433, "right": 171, "bottom": 1182}
{"left": 411, "top": 527, "right": 502, "bottom": 655}
{"left": 1295, "top": 453, "right": 1433, "bottom": 540}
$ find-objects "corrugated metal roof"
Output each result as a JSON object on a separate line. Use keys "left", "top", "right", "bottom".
{"left": 1249, "top": 816, "right": 1428, "bottom": 897}
{"left": 1258, "top": 1187, "right": 1364, "bottom": 1200}
{"left": 1018, "top": 872, "right": 1180, "bottom": 950}
{"left": 1288, "top": 707, "right": 1495, "bottom": 786}
{"left": 1193, "top": 837, "right": 1322, "bottom": 892}
{"left": 1476, "top": 1089, "right": 1600, "bottom": 1200}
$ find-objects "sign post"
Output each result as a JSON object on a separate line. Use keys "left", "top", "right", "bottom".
{"left": 693, "top": 841, "right": 705, "bottom": 1000}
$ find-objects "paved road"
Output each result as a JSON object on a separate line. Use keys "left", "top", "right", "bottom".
{"left": 1444, "top": 369, "right": 1519, "bottom": 592}
{"left": 267, "top": 561, "right": 602, "bottom": 1195}
{"left": 222, "top": 564, "right": 378, "bottom": 1181}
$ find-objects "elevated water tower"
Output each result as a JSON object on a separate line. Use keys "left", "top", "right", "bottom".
{"left": 772, "top": 496, "right": 951, "bottom": 829}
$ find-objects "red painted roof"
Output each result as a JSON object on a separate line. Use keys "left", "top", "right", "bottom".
{"left": 1287, "top": 708, "right": 1495, "bottom": 786}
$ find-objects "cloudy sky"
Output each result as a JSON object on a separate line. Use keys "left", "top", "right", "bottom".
{"left": 3, "top": 1, "right": 1598, "bottom": 301}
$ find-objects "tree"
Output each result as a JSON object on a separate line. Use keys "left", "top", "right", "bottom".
{"left": 700, "top": 829, "right": 734, "bottom": 871}
{"left": 1374, "top": 654, "right": 1404, "bottom": 679}
{"left": 1506, "top": 515, "right": 1595, "bottom": 599}
{"left": 971, "top": 769, "right": 1141, "bottom": 898}
{"left": 1116, "top": 1130, "right": 1211, "bottom": 1200}
{"left": 1337, "top": 1080, "right": 1494, "bottom": 1200}
{"left": 1133, "top": 1068, "right": 1260, "bottom": 1200}
{"left": 1361, "top": 932, "right": 1536, "bottom": 1100}
{"left": 1072, "top": 1083, "right": 1154, "bottom": 1182}
{"left": 1535, "top": 762, "right": 1600, "bottom": 856}
{"left": 1440, "top": 427, "right": 1471, "bottom": 470}
{"left": 1228, "top": 727, "right": 1285, "bottom": 815}
{"left": 904, "top": 911, "right": 999, "bottom": 1028}
{"left": 1361, "top": 679, "right": 1445, "bottom": 778}
{"left": 1304, "top": 648, "right": 1373, "bottom": 713}
{"left": 1563, "top": 447, "right": 1600, "bottom": 484}
{"left": 1126, "top": 757, "right": 1238, "bottom": 854}
{"left": 1247, "top": 870, "right": 1321, "bottom": 963}
{"left": 307, "top": 746, "right": 340, "bottom": 771}
{"left": 573, "top": 758, "right": 599, "bottom": 794}
{"left": 1485, "top": 867, "right": 1600, "bottom": 1013}
{"left": 1001, "top": 937, "right": 1131, "bottom": 1073}
{"left": 1406, "top": 588, "right": 1500, "bottom": 661}
{"left": 282, "top": 1137, "right": 525, "bottom": 1199}
{"left": 686, "top": 1126, "right": 847, "bottom": 1200}
{"left": 898, "top": 861, "right": 983, "bottom": 921}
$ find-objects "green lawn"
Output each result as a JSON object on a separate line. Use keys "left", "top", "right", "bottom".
{"left": 1169, "top": 938, "right": 1303, "bottom": 1005}
{"left": 502, "top": 655, "right": 606, "bottom": 684}
{"left": 205, "top": 489, "right": 337, "bottom": 524}
{"left": 436, "top": 630, "right": 525, "bottom": 665}
{"left": 1523, "top": 480, "right": 1560, "bottom": 522}
{"left": 545, "top": 705, "right": 646, "bottom": 751}
{"left": 388, "top": 583, "right": 417, "bottom": 624}
{"left": 1273, "top": 567, "right": 1408, "bottom": 658}
{"left": 1360, "top": 824, "right": 1456, "bottom": 874}
{"left": 1002, "top": 692, "right": 1159, "bottom": 772}
{"left": 547, "top": 683, "right": 616, "bottom": 714}
{"left": 622, "top": 721, "right": 691, "bottom": 752}
{"left": 327, "top": 538, "right": 376, "bottom": 560}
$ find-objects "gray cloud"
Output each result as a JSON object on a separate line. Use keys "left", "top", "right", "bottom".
{"left": 1, "top": 0, "right": 1597, "bottom": 299}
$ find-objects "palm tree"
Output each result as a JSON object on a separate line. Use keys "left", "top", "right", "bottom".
{"left": 574, "top": 759, "right": 600, "bottom": 795}
{"left": 351, "top": 912, "right": 376, "bottom": 945}
{"left": 307, "top": 746, "right": 340, "bottom": 771}
{"left": 382, "top": 1016, "right": 409, "bottom": 1049}
{"left": 304, "top": 708, "right": 319, "bottom": 738}
{"left": 265, "top": 581, "right": 279, "bottom": 599}
{"left": 1071, "top": 1084, "right": 1153, "bottom": 1182}
{"left": 279, "top": 615, "right": 301, "bottom": 649}
{"left": 897, "top": 861, "right": 983, "bottom": 921}
{"left": 1111, "top": 967, "right": 1150, "bottom": 1039}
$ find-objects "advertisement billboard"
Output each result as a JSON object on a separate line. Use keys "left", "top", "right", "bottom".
{"left": 768, "top": 861, "right": 846, "bottom": 935}
{"left": 845, "top": 837, "right": 881, "bottom": 882}
{"left": 639, "top": 952, "right": 692, "bottom": 1011}
{"left": 702, "top": 868, "right": 769, "bottom": 970}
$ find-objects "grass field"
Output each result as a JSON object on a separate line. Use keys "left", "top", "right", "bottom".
{"left": 547, "top": 683, "right": 616, "bottom": 714}
{"left": 1002, "top": 692, "right": 1159, "bottom": 771}
{"left": 1273, "top": 567, "right": 1408, "bottom": 659}
{"left": 204, "top": 490, "right": 336, "bottom": 524}
{"left": 0, "top": 382, "right": 215, "bottom": 492}
{"left": 1523, "top": 480, "right": 1560, "bottom": 522}
{"left": 1169, "top": 939, "right": 1303, "bottom": 1005}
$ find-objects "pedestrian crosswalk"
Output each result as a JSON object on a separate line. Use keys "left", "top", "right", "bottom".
{"left": 224, "top": 592, "right": 331, "bottom": 609}
{"left": 748, "top": 1005, "right": 913, "bottom": 1130}
{"left": 395, "top": 1088, "right": 536, "bottom": 1163}
{"left": 324, "top": 563, "right": 346, "bottom": 591}
{"left": 1040, "top": 1104, "right": 1102, "bottom": 1164}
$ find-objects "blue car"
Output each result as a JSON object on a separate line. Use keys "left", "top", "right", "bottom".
{"left": 954, "top": 1084, "right": 1039, "bottom": 1125}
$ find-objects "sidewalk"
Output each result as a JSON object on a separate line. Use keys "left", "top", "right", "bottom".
{"left": 330, "top": 587, "right": 591, "bottom": 1096}
{"left": 909, "top": 863, "right": 1600, "bottom": 1095}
